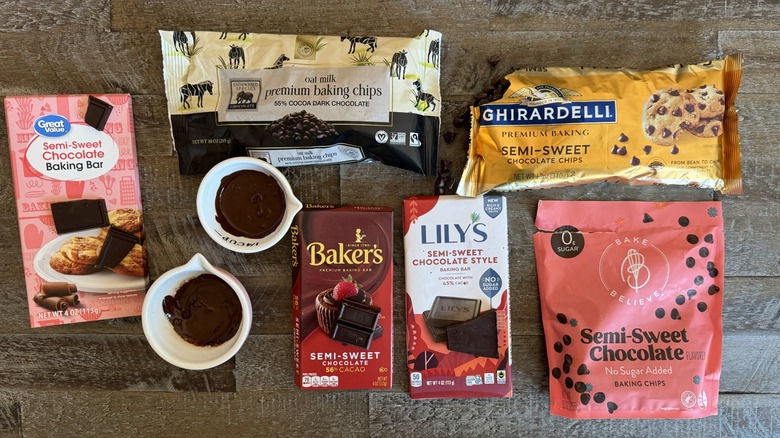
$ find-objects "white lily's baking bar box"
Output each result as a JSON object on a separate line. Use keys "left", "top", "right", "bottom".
{"left": 5, "top": 95, "right": 148, "bottom": 327}
{"left": 403, "top": 194, "right": 512, "bottom": 398}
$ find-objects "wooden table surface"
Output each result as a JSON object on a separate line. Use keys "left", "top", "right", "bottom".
{"left": 1, "top": 1, "right": 780, "bottom": 436}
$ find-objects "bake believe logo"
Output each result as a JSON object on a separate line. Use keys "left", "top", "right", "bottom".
{"left": 479, "top": 84, "right": 616, "bottom": 127}
{"left": 599, "top": 236, "right": 670, "bottom": 306}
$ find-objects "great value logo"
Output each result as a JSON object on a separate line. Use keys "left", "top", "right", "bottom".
{"left": 33, "top": 114, "right": 70, "bottom": 137}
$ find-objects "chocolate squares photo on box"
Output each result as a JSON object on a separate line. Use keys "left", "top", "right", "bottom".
{"left": 48, "top": 199, "right": 146, "bottom": 277}
{"left": 423, "top": 296, "right": 499, "bottom": 358}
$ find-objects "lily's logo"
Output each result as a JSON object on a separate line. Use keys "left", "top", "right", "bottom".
{"left": 599, "top": 236, "right": 669, "bottom": 307}
{"left": 420, "top": 212, "right": 487, "bottom": 244}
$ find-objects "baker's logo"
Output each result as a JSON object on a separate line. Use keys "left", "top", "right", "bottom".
{"left": 307, "top": 226, "right": 383, "bottom": 266}
{"left": 599, "top": 236, "right": 669, "bottom": 306}
{"left": 33, "top": 114, "right": 70, "bottom": 137}
{"left": 228, "top": 80, "right": 260, "bottom": 110}
{"left": 355, "top": 228, "right": 366, "bottom": 243}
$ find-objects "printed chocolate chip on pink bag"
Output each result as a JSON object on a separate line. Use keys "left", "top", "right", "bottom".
{"left": 534, "top": 200, "right": 723, "bottom": 419}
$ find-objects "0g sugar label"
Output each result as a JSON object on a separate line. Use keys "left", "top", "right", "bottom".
{"left": 551, "top": 225, "right": 585, "bottom": 259}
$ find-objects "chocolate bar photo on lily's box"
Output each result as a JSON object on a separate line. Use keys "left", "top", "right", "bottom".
{"left": 403, "top": 194, "right": 512, "bottom": 399}
{"left": 4, "top": 95, "right": 149, "bottom": 327}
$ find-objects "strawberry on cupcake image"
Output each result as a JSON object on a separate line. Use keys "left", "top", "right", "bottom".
{"left": 315, "top": 275, "right": 373, "bottom": 336}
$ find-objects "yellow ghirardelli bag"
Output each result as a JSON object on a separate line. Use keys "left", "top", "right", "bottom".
{"left": 457, "top": 55, "right": 743, "bottom": 196}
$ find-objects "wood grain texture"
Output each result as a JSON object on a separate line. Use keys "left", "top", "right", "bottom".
{"left": 0, "top": 334, "right": 235, "bottom": 392}
{"left": 231, "top": 333, "right": 780, "bottom": 395}
{"left": 0, "top": 1, "right": 109, "bottom": 32}
{"left": 0, "top": 32, "right": 161, "bottom": 96}
{"left": 489, "top": 1, "right": 780, "bottom": 31}
{"left": 369, "top": 392, "right": 780, "bottom": 437}
{"left": 0, "top": 391, "right": 21, "bottom": 436}
{"left": 110, "top": 0, "right": 491, "bottom": 34}
{"left": 17, "top": 390, "right": 369, "bottom": 437}
{"left": 442, "top": 30, "right": 719, "bottom": 96}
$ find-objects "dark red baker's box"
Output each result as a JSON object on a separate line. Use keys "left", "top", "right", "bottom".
{"left": 292, "top": 205, "right": 393, "bottom": 390}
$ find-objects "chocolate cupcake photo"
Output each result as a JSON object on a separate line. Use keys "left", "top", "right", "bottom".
{"left": 315, "top": 275, "right": 373, "bottom": 336}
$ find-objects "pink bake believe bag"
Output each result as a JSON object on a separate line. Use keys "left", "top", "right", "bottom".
{"left": 534, "top": 200, "right": 723, "bottom": 419}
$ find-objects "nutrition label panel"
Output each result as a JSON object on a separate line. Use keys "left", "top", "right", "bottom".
{"left": 301, "top": 374, "right": 339, "bottom": 388}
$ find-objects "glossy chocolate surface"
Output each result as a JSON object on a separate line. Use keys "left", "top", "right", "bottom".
{"left": 50, "top": 199, "right": 109, "bottom": 234}
{"left": 162, "top": 273, "right": 242, "bottom": 347}
{"left": 215, "top": 169, "right": 285, "bottom": 238}
{"left": 426, "top": 296, "right": 482, "bottom": 328}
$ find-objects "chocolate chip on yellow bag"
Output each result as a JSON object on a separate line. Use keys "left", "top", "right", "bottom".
{"left": 457, "top": 55, "right": 743, "bottom": 196}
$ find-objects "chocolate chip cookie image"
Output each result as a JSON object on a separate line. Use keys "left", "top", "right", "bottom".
{"left": 107, "top": 243, "right": 147, "bottom": 277}
{"left": 48, "top": 232, "right": 146, "bottom": 277}
{"left": 642, "top": 88, "right": 699, "bottom": 146}
{"left": 107, "top": 208, "right": 143, "bottom": 234}
{"left": 49, "top": 250, "right": 99, "bottom": 275}
{"left": 59, "top": 236, "right": 103, "bottom": 265}
{"left": 689, "top": 85, "right": 725, "bottom": 119}
{"left": 684, "top": 84, "right": 725, "bottom": 138}
{"left": 49, "top": 236, "right": 104, "bottom": 275}
{"left": 687, "top": 117, "right": 723, "bottom": 138}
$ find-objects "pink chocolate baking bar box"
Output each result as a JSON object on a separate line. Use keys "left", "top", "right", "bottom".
{"left": 5, "top": 94, "right": 148, "bottom": 327}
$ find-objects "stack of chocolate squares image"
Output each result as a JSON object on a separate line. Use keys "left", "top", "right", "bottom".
{"left": 423, "top": 296, "right": 499, "bottom": 358}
